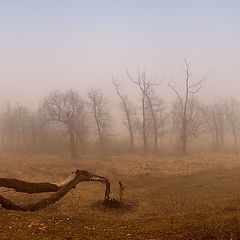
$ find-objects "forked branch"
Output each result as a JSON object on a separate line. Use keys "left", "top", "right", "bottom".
{"left": 0, "top": 170, "right": 111, "bottom": 211}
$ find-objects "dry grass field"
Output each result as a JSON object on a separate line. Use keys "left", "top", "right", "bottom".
{"left": 1, "top": 152, "right": 240, "bottom": 239}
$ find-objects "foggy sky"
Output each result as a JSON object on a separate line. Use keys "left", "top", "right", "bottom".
{"left": 0, "top": 0, "right": 239, "bottom": 106}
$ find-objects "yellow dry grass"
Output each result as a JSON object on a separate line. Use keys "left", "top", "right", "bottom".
{"left": 1, "top": 151, "right": 240, "bottom": 220}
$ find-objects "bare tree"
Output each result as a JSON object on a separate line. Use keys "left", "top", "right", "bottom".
{"left": 168, "top": 60, "right": 207, "bottom": 155}
{"left": 0, "top": 103, "right": 62, "bottom": 154}
{"left": 224, "top": 98, "right": 240, "bottom": 152}
{"left": 88, "top": 88, "right": 111, "bottom": 151}
{"left": 201, "top": 100, "right": 226, "bottom": 151}
{"left": 154, "top": 97, "right": 169, "bottom": 144}
{"left": 0, "top": 103, "right": 31, "bottom": 152}
{"left": 42, "top": 89, "right": 87, "bottom": 158}
{"left": 127, "top": 70, "right": 161, "bottom": 152}
{"left": 171, "top": 96, "right": 204, "bottom": 150}
{"left": 112, "top": 78, "right": 136, "bottom": 150}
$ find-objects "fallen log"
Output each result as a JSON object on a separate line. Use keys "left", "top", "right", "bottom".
{"left": 0, "top": 178, "right": 60, "bottom": 193}
{"left": 0, "top": 170, "right": 111, "bottom": 211}
{"left": 0, "top": 171, "right": 78, "bottom": 193}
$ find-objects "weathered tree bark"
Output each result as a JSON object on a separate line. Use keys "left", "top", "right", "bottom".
{"left": 0, "top": 170, "right": 111, "bottom": 211}
{"left": 168, "top": 60, "right": 207, "bottom": 156}
{"left": 145, "top": 95, "right": 158, "bottom": 151}
{"left": 69, "top": 126, "right": 78, "bottom": 158}
{"left": 0, "top": 178, "right": 60, "bottom": 193}
{"left": 119, "top": 181, "right": 124, "bottom": 206}
{"left": 90, "top": 174, "right": 110, "bottom": 201}
{"left": 112, "top": 79, "right": 135, "bottom": 151}
{"left": 88, "top": 88, "right": 111, "bottom": 152}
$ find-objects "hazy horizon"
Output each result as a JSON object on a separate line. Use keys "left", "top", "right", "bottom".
{"left": 0, "top": 1, "right": 239, "bottom": 106}
{"left": 1, "top": 2, "right": 240, "bottom": 237}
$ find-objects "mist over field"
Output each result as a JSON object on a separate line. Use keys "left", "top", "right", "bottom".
{"left": 0, "top": 1, "right": 240, "bottom": 239}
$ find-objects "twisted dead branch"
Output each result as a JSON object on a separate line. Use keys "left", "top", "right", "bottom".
{"left": 0, "top": 170, "right": 112, "bottom": 211}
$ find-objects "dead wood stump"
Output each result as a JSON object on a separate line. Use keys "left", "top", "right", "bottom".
{"left": 0, "top": 170, "right": 115, "bottom": 212}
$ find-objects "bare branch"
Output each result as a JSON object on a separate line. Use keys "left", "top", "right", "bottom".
{"left": 189, "top": 72, "right": 208, "bottom": 89}
{"left": 168, "top": 79, "right": 184, "bottom": 111}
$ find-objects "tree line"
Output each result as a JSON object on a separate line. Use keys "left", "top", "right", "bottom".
{"left": 0, "top": 61, "right": 239, "bottom": 157}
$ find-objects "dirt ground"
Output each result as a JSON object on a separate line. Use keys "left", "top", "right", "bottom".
{"left": 1, "top": 152, "right": 240, "bottom": 239}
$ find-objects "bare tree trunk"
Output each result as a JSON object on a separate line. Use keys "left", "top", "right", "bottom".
{"left": 182, "top": 119, "right": 187, "bottom": 155}
{"left": 119, "top": 181, "right": 124, "bottom": 206}
{"left": 182, "top": 66, "right": 189, "bottom": 156}
{"left": 231, "top": 122, "right": 238, "bottom": 152}
{"left": 93, "top": 103, "right": 103, "bottom": 151}
{"left": 129, "top": 125, "right": 134, "bottom": 150}
{"left": 170, "top": 116, "right": 175, "bottom": 146}
{"left": 69, "top": 127, "right": 77, "bottom": 158}
{"left": 0, "top": 178, "right": 59, "bottom": 193}
{"left": 146, "top": 95, "right": 158, "bottom": 151}
{"left": 112, "top": 79, "right": 135, "bottom": 150}
{"left": 88, "top": 89, "right": 111, "bottom": 153}
{"left": 142, "top": 97, "right": 147, "bottom": 153}
{"left": 0, "top": 170, "right": 112, "bottom": 211}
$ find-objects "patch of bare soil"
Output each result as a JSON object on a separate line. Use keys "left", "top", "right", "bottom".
{"left": 91, "top": 199, "right": 138, "bottom": 213}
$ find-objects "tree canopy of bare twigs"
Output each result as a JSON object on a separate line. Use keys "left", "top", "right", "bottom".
{"left": 112, "top": 77, "right": 136, "bottom": 150}
{"left": 168, "top": 60, "right": 207, "bottom": 155}
{"left": 88, "top": 88, "right": 112, "bottom": 152}
{"left": 127, "top": 70, "right": 162, "bottom": 153}
{"left": 0, "top": 103, "right": 31, "bottom": 152}
{"left": 4, "top": 63, "right": 240, "bottom": 155}
{"left": 224, "top": 98, "right": 240, "bottom": 152}
{"left": 42, "top": 89, "right": 88, "bottom": 158}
